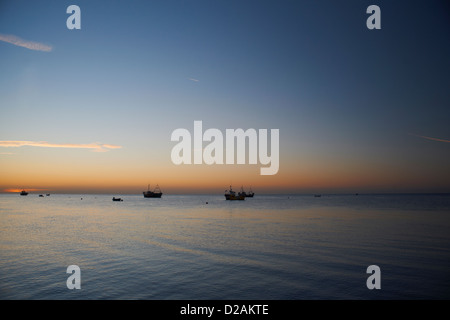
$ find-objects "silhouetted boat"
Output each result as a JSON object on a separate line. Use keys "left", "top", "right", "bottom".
{"left": 225, "top": 186, "right": 245, "bottom": 200}
{"left": 314, "top": 194, "right": 321, "bottom": 197}
{"left": 238, "top": 186, "right": 254, "bottom": 198}
{"left": 245, "top": 186, "right": 255, "bottom": 198}
{"left": 46, "top": 194, "right": 50, "bottom": 196}
{"left": 112, "top": 197, "right": 123, "bottom": 201}
{"left": 20, "top": 190, "right": 28, "bottom": 196}
{"left": 143, "top": 184, "right": 162, "bottom": 198}
{"left": 39, "top": 194, "right": 44, "bottom": 197}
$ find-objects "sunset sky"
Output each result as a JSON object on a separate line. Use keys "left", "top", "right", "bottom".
{"left": 1, "top": 0, "right": 449, "bottom": 194}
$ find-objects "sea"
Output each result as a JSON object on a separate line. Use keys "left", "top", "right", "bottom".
{"left": 0, "top": 193, "right": 449, "bottom": 300}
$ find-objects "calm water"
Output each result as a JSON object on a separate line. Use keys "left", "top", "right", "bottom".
{"left": 0, "top": 193, "right": 449, "bottom": 299}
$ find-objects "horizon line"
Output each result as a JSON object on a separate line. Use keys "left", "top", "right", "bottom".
{"left": 2, "top": 191, "right": 448, "bottom": 195}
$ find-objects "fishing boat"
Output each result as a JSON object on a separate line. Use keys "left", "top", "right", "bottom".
{"left": 20, "top": 190, "right": 28, "bottom": 196}
{"left": 225, "top": 186, "right": 245, "bottom": 200}
{"left": 112, "top": 197, "right": 123, "bottom": 201}
{"left": 143, "top": 184, "right": 163, "bottom": 198}
{"left": 244, "top": 186, "right": 254, "bottom": 198}
{"left": 237, "top": 186, "right": 255, "bottom": 198}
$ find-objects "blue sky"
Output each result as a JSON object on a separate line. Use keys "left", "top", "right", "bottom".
{"left": 1, "top": 0, "right": 449, "bottom": 193}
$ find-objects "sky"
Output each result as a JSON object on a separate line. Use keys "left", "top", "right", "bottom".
{"left": 0, "top": 0, "right": 449, "bottom": 194}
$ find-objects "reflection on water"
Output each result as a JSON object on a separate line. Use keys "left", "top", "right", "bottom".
{"left": 0, "top": 194, "right": 449, "bottom": 299}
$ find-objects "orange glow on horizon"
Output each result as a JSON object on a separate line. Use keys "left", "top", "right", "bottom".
{"left": 1, "top": 145, "right": 449, "bottom": 194}
{"left": 3, "top": 188, "right": 47, "bottom": 193}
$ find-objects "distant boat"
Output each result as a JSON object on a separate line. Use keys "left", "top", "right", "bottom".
{"left": 314, "top": 194, "right": 321, "bottom": 197}
{"left": 39, "top": 194, "right": 44, "bottom": 197}
{"left": 46, "top": 194, "right": 50, "bottom": 196}
{"left": 245, "top": 186, "right": 255, "bottom": 198}
{"left": 143, "top": 184, "right": 163, "bottom": 198}
{"left": 238, "top": 186, "right": 254, "bottom": 198}
{"left": 225, "top": 186, "right": 245, "bottom": 200}
{"left": 112, "top": 197, "right": 123, "bottom": 202}
{"left": 20, "top": 190, "right": 28, "bottom": 196}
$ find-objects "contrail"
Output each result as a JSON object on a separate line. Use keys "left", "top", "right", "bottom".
{"left": 0, "top": 141, "right": 122, "bottom": 152}
{"left": 409, "top": 133, "right": 450, "bottom": 143}
{"left": 0, "top": 33, "right": 52, "bottom": 52}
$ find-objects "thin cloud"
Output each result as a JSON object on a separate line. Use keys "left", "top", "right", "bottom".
{"left": 409, "top": 133, "right": 450, "bottom": 143}
{"left": 0, "top": 33, "right": 52, "bottom": 52}
{"left": 0, "top": 141, "right": 122, "bottom": 152}
{"left": 188, "top": 78, "right": 199, "bottom": 82}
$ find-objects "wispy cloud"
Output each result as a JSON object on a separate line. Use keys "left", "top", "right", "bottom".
{"left": 409, "top": 133, "right": 450, "bottom": 143}
{"left": 188, "top": 78, "right": 199, "bottom": 82}
{"left": 0, "top": 33, "right": 52, "bottom": 52}
{"left": 0, "top": 141, "right": 122, "bottom": 152}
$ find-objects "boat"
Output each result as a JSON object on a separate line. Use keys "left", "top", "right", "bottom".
{"left": 46, "top": 194, "right": 50, "bottom": 196}
{"left": 20, "top": 190, "right": 28, "bottom": 196}
{"left": 314, "top": 194, "right": 321, "bottom": 197}
{"left": 39, "top": 194, "right": 44, "bottom": 197}
{"left": 112, "top": 197, "right": 123, "bottom": 201}
{"left": 236, "top": 186, "right": 254, "bottom": 198}
{"left": 143, "top": 184, "right": 163, "bottom": 198}
{"left": 225, "top": 186, "right": 245, "bottom": 200}
{"left": 245, "top": 186, "right": 255, "bottom": 198}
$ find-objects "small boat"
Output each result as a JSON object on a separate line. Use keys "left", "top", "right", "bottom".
{"left": 20, "top": 190, "right": 28, "bottom": 196}
{"left": 143, "top": 184, "right": 163, "bottom": 198}
{"left": 112, "top": 197, "right": 123, "bottom": 201}
{"left": 241, "top": 186, "right": 254, "bottom": 198}
{"left": 235, "top": 186, "right": 254, "bottom": 198}
{"left": 314, "top": 194, "right": 321, "bottom": 197}
{"left": 225, "top": 186, "right": 245, "bottom": 200}
{"left": 39, "top": 194, "right": 44, "bottom": 197}
{"left": 46, "top": 194, "right": 50, "bottom": 196}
